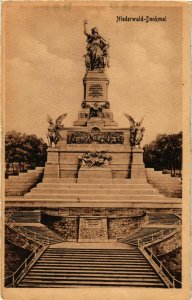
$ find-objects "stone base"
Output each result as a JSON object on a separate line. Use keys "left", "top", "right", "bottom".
{"left": 131, "top": 148, "right": 146, "bottom": 179}
{"left": 78, "top": 167, "right": 112, "bottom": 179}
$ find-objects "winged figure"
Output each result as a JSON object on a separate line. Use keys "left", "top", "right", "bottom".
{"left": 47, "top": 114, "right": 67, "bottom": 147}
{"left": 124, "top": 114, "right": 145, "bottom": 148}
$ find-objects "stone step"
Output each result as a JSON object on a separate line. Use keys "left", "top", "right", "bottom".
{"left": 19, "top": 281, "right": 165, "bottom": 287}
{"left": 158, "top": 187, "right": 182, "bottom": 191}
{"left": 77, "top": 179, "right": 148, "bottom": 184}
{"left": 37, "top": 183, "right": 154, "bottom": 189}
{"left": 18, "top": 173, "right": 40, "bottom": 178}
{"left": 33, "top": 265, "right": 153, "bottom": 272}
{"left": 33, "top": 264, "right": 152, "bottom": 270}
{"left": 146, "top": 173, "right": 181, "bottom": 183}
{"left": 7, "top": 178, "right": 40, "bottom": 183}
{"left": 28, "top": 270, "right": 157, "bottom": 276}
{"left": 146, "top": 173, "right": 179, "bottom": 179}
{"left": 45, "top": 249, "right": 141, "bottom": 254}
{"left": 6, "top": 183, "right": 36, "bottom": 187}
{"left": 23, "top": 274, "right": 160, "bottom": 281}
{"left": 43, "top": 178, "right": 147, "bottom": 184}
{"left": 21, "top": 272, "right": 161, "bottom": 281}
{"left": 24, "top": 193, "right": 165, "bottom": 200}
{"left": 30, "top": 188, "right": 159, "bottom": 195}
{"left": 29, "top": 268, "right": 156, "bottom": 274}
{"left": 38, "top": 255, "right": 147, "bottom": 261}
{"left": 35, "top": 262, "right": 149, "bottom": 267}
{"left": 41, "top": 255, "right": 145, "bottom": 260}
{"left": 42, "top": 253, "right": 143, "bottom": 258}
{"left": 147, "top": 182, "right": 181, "bottom": 188}
{"left": 147, "top": 181, "right": 181, "bottom": 187}
{"left": 44, "top": 249, "right": 141, "bottom": 253}
{"left": 45, "top": 250, "right": 141, "bottom": 255}
{"left": 35, "top": 261, "right": 150, "bottom": 267}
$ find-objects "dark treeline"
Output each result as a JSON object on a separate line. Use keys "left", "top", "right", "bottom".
{"left": 5, "top": 131, "right": 47, "bottom": 176}
{"left": 143, "top": 132, "right": 182, "bottom": 177}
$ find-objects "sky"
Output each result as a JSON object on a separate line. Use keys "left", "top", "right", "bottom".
{"left": 4, "top": 3, "right": 183, "bottom": 145}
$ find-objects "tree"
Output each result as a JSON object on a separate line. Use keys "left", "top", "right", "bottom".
{"left": 5, "top": 131, "right": 47, "bottom": 175}
{"left": 143, "top": 132, "right": 182, "bottom": 176}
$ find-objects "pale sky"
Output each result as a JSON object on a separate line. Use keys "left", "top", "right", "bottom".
{"left": 4, "top": 3, "right": 183, "bottom": 145}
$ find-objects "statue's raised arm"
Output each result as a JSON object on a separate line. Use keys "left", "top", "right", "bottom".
{"left": 83, "top": 19, "right": 89, "bottom": 37}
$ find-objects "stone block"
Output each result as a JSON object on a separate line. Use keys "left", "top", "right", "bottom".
{"left": 60, "top": 170, "right": 77, "bottom": 178}
{"left": 78, "top": 167, "right": 112, "bottom": 179}
{"left": 79, "top": 217, "right": 108, "bottom": 241}
{"left": 44, "top": 164, "right": 59, "bottom": 178}
{"left": 46, "top": 149, "right": 59, "bottom": 163}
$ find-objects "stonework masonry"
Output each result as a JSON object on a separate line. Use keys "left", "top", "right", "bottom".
{"left": 108, "top": 214, "right": 147, "bottom": 239}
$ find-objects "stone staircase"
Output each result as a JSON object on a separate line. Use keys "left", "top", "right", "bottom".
{"left": 24, "top": 178, "right": 167, "bottom": 203}
{"left": 120, "top": 213, "right": 180, "bottom": 246}
{"left": 10, "top": 211, "right": 63, "bottom": 244}
{"left": 18, "top": 246, "right": 166, "bottom": 287}
{"left": 5, "top": 167, "right": 44, "bottom": 196}
{"left": 145, "top": 168, "right": 182, "bottom": 198}
{"left": 121, "top": 227, "right": 175, "bottom": 246}
{"left": 20, "top": 225, "right": 63, "bottom": 244}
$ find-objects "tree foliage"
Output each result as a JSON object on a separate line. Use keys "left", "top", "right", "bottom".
{"left": 5, "top": 131, "right": 47, "bottom": 174}
{"left": 143, "top": 132, "right": 182, "bottom": 175}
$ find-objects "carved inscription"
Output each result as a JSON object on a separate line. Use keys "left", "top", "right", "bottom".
{"left": 89, "top": 84, "right": 103, "bottom": 98}
{"left": 86, "top": 219, "right": 101, "bottom": 229}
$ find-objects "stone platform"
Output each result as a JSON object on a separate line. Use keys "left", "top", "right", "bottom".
{"left": 5, "top": 177, "right": 182, "bottom": 209}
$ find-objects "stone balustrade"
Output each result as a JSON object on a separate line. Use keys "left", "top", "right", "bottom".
{"left": 5, "top": 225, "right": 40, "bottom": 252}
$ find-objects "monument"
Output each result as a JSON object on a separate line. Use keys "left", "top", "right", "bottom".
{"left": 4, "top": 8, "right": 183, "bottom": 290}
{"left": 45, "top": 20, "right": 145, "bottom": 181}
{"left": 22, "top": 20, "right": 162, "bottom": 243}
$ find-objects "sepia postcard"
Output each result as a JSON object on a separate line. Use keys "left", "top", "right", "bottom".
{"left": 1, "top": 1, "right": 191, "bottom": 300}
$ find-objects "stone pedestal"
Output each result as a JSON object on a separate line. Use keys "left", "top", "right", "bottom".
{"left": 78, "top": 167, "right": 112, "bottom": 179}
{"left": 74, "top": 70, "right": 118, "bottom": 127}
{"left": 131, "top": 148, "right": 146, "bottom": 179}
{"left": 87, "top": 117, "right": 105, "bottom": 128}
{"left": 83, "top": 71, "right": 109, "bottom": 103}
{"left": 44, "top": 148, "right": 59, "bottom": 178}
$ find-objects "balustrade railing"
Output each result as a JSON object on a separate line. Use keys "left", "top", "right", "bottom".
{"left": 5, "top": 242, "right": 48, "bottom": 287}
{"left": 139, "top": 246, "right": 181, "bottom": 288}
{"left": 5, "top": 217, "right": 50, "bottom": 244}
{"left": 5, "top": 217, "right": 51, "bottom": 287}
{"left": 138, "top": 221, "right": 181, "bottom": 247}
{"left": 137, "top": 224, "right": 182, "bottom": 288}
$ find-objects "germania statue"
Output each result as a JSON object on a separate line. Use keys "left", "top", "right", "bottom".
{"left": 83, "top": 20, "right": 110, "bottom": 71}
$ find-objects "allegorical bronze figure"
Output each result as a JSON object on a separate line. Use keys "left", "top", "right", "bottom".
{"left": 83, "top": 20, "right": 110, "bottom": 71}
{"left": 124, "top": 114, "right": 145, "bottom": 148}
{"left": 47, "top": 114, "right": 67, "bottom": 147}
